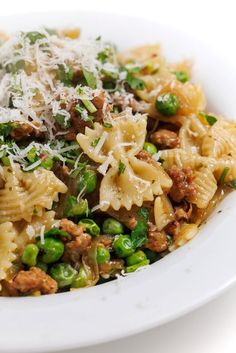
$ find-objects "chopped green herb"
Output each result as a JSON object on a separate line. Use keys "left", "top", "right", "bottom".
{"left": 124, "top": 64, "right": 141, "bottom": 73}
{"left": 57, "top": 65, "right": 74, "bottom": 86}
{"left": 131, "top": 207, "right": 149, "bottom": 249}
{"left": 81, "top": 99, "right": 97, "bottom": 113}
{"left": 96, "top": 35, "right": 101, "bottom": 41}
{"left": 0, "top": 123, "right": 12, "bottom": 139}
{"left": 138, "top": 207, "right": 149, "bottom": 221}
{"left": 54, "top": 113, "right": 71, "bottom": 129}
{"left": 45, "top": 28, "right": 58, "bottom": 36}
{"left": 219, "top": 167, "right": 229, "bottom": 184}
{"left": 91, "top": 138, "right": 100, "bottom": 147}
{"left": 25, "top": 31, "right": 46, "bottom": 45}
{"left": 118, "top": 160, "right": 126, "bottom": 175}
{"left": 103, "top": 80, "right": 116, "bottom": 91}
{"left": 75, "top": 104, "right": 85, "bottom": 114}
{"left": 174, "top": 71, "right": 189, "bottom": 83}
{"left": 6, "top": 60, "right": 25, "bottom": 74}
{"left": 126, "top": 72, "right": 145, "bottom": 90}
{"left": 199, "top": 112, "right": 217, "bottom": 126}
{"left": 224, "top": 179, "right": 236, "bottom": 189}
{"left": 82, "top": 69, "right": 97, "bottom": 89}
{"left": 103, "top": 122, "right": 113, "bottom": 128}
{"left": 97, "top": 51, "right": 108, "bottom": 63}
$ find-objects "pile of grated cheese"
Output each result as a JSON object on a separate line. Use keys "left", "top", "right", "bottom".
{"left": 0, "top": 29, "right": 120, "bottom": 137}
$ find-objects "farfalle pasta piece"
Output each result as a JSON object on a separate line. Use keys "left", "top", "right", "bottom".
{"left": 189, "top": 167, "right": 217, "bottom": 208}
{"left": 213, "top": 157, "right": 236, "bottom": 182}
{"left": 99, "top": 157, "right": 163, "bottom": 211}
{"left": 0, "top": 165, "right": 67, "bottom": 223}
{"left": 159, "top": 148, "right": 214, "bottom": 170}
{"left": 0, "top": 222, "right": 17, "bottom": 283}
{"left": 179, "top": 114, "right": 208, "bottom": 152}
{"left": 201, "top": 119, "right": 236, "bottom": 158}
{"left": 154, "top": 194, "right": 175, "bottom": 231}
{"left": 77, "top": 110, "right": 147, "bottom": 164}
{"left": 77, "top": 110, "right": 171, "bottom": 211}
{"left": 169, "top": 223, "right": 198, "bottom": 251}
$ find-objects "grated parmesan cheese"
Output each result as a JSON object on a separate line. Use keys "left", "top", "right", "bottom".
{"left": 26, "top": 225, "right": 36, "bottom": 240}
{"left": 91, "top": 200, "right": 110, "bottom": 213}
{"left": 39, "top": 225, "right": 45, "bottom": 245}
{"left": 93, "top": 131, "right": 108, "bottom": 155}
{"left": 97, "top": 151, "right": 114, "bottom": 175}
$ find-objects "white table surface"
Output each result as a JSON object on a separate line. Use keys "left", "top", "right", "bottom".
{"left": 1, "top": 0, "right": 236, "bottom": 352}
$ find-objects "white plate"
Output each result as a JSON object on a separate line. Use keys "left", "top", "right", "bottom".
{"left": 0, "top": 11, "right": 236, "bottom": 353}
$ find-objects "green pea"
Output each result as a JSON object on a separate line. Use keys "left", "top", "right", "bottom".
{"left": 113, "top": 235, "right": 134, "bottom": 258}
{"left": 64, "top": 195, "right": 89, "bottom": 218}
{"left": 96, "top": 246, "right": 110, "bottom": 264}
{"left": 41, "top": 157, "right": 53, "bottom": 170}
{"left": 35, "top": 261, "right": 48, "bottom": 272}
{"left": 143, "top": 142, "right": 157, "bottom": 156}
{"left": 21, "top": 244, "right": 39, "bottom": 267}
{"left": 126, "top": 250, "right": 147, "bottom": 266}
{"left": 156, "top": 93, "right": 180, "bottom": 116}
{"left": 37, "top": 237, "right": 64, "bottom": 264}
{"left": 126, "top": 259, "right": 150, "bottom": 273}
{"left": 102, "top": 218, "right": 124, "bottom": 235}
{"left": 50, "top": 263, "right": 77, "bottom": 288}
{"left": 25, "top": 31, "right": 46, "bottom": 45}
{"left": 79, "top": 170, "right": 97, "bottom": 194}
{"left": 78, "top": 219, "right": 100, "bottom": 237}
{"left": 71, "top": 266, "right": 89, "bottom": 288}
{"left": 174, "top": 71, "right": 189, "bottom": 83}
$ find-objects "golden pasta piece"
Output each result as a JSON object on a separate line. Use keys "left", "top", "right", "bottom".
{"left": 154, "top": 195, "right": 175, "bottom": 231}
{"left": 0, "top": 222, "right": 17, "bottom": 283}
{"left": 202, "top": 123, "right": 236, "bottom": 158}
{"left": 179, "top": 114, "right": 208, "bottom": 152}
{"left": 169, "top": 223, "right": 198, "bottom": 251}
{"left": 77, "top": 110, "right": 172, "bottom": 211}
{"left": 189, "top": 167, "right": 217, "bottom": 208}
{"left": 0, "top": 165, "right": 67, "bottom": 223}
{"left": 213, "top": 157, "right": 236, "bottom": 182}
{"left": 159, "top": 148, "right": 214, "bottom": 170}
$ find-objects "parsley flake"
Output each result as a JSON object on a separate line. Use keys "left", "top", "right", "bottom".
{"left": 199, "top": 112, "right": 217, "bottom": 126}
{"left": 91, "top": 138, "right": 100, "bottom": 147}
{"left": 224, "top": 179, "right": 236, "bottom": 189}
{"left": 118, "top": 160, "right": 126, "bottom": 175}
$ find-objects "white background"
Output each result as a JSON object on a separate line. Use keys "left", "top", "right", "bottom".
{"left": 1, "top": 0, "right": 236, "bottom": 352}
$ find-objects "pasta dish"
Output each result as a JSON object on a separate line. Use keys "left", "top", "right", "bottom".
{"left": 0, "top": 28, "right": 235, "bottom": 296}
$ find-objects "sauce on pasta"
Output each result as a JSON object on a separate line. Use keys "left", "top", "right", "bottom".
{"left": 0, "top": 28, "right": 235, "bottom": 296}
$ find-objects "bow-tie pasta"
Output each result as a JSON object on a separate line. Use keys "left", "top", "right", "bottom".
{"left": 0, "top": 222, "right": 17, "bottom": 285}
{"left": 77, "top": 110, "right": 172, "bottom": 211}
{"left": 0, "top": 165, "right": 67, "bottom": 223}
